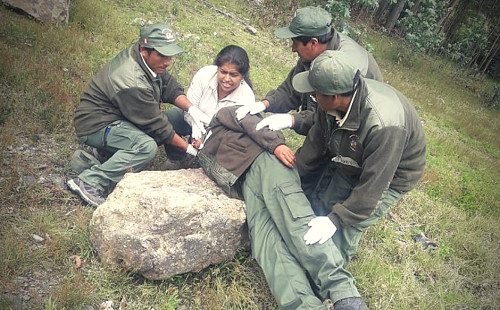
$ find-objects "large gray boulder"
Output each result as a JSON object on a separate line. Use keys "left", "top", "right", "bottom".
{"left": 90, "top": 169, "right": 249, "bottom": 280}
{"left": 3, "top": 0, "right": 70, "bottom": 24}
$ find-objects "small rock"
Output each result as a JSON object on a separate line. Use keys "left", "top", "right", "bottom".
{"left": 414, "top": 232, "right": 437, "bottom": 250}
{"left": 21, "top": 175, "right": 37, "bottom": 186}
{"left": 99, "top": 300, "right": 114, "bottom": 310}
{"left": 245, "top": 25, "right": 257, "bottom": 35}
{"left": 32, "top": 234, "right": 44, "bottom": 242}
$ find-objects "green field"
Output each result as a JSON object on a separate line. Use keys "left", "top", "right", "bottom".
{"left": 0, "top": 0, "right": 498, "bottom": 309}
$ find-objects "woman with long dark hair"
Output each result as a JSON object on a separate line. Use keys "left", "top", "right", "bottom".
{"left": 165, "top": 45, "right": 254, "bottom": 155}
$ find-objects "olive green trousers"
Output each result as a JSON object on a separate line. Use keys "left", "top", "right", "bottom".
{"left": 77, "top": 120, "right": 158, "bottom": 192}
{"left": 243, "top": 152, "right": 403, "bottom": 309}
{"left": 243, "top": 152, "right": 359, "bottom": 309}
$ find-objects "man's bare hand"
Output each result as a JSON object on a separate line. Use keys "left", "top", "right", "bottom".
{"left": 274, "top": 145, "right": 295, "bottom": 168}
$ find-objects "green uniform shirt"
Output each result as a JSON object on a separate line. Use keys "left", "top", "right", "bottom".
{"left": 296, "top": 77, "right": 426, "bottom": 228}
{"left": 74, "top": 43, "right": 185, "bottom": 145}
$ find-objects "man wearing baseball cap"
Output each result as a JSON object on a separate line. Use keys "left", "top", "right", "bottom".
{"left": 255, "top": 50, "right": 424, "bottom": 309}
{"left": 68, "top": 23, "right": 209, "bottom": 207}
{"left": 236, "top": 6, "right": 382, "bottom": 136}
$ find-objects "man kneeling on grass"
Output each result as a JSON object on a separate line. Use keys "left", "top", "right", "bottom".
{"left": 67, "top": 23, "right": 208, "bottom": 207}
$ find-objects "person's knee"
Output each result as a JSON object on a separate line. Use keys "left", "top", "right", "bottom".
{"left": 130, "top": 136, "right": 157, "bottom": 163}
{"left": 140, "top": 139, "right": 158, "bottom": 162}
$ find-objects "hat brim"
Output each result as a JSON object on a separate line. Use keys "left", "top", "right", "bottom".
{"left": 292, "top": 71, "right": 314, "bottom": 93}
{"left": 275, "top": 26, "right": 299, "bottom": 39}
{"left": 155, "top": 44, "right": 184, "bottom": 56}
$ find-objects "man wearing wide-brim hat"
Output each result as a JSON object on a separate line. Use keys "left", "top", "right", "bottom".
{"left": 68, "top": 23, "right": 209, "bottom": 207}
{"left": 236, "top": 6, "right": 383, "bottom": 136}
{"left": 249, "top": 50, "right": 425, "bottom": 309}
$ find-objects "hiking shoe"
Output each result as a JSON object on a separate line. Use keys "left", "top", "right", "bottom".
{"left": 333, "top": 297, "right": 368, "bottom": 310}
{"left": 67, "top": 177, "right": 105, "bottom": 208}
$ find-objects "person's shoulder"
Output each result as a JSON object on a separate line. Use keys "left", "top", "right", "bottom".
{"left": 196, "top": 65, "right": 217, "bottom": 76}
{"left": 240, "top": 81, "right": 255, "bottom": 96}
{"left": 190, "top": 65, "right": 217, "bottom": 82}
{"left": 108, "top": 48, "right": 150, "bottom": 89}
{"left": 364, "top": 79, "right": 406, "bottom": 125}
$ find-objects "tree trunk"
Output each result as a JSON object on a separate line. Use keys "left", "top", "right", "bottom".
{"left": 441, "top": 0, "right": 469, "bottom": 44}
{"left": 375, "top": 0, "right": 392, "bottom": 25}
{"left": 437, "top": 0, "right": 460, "bottom": 31}
{"left": 411, "top": 0, "right": 422, "bottom": 15}
{"left": 385, "top": 0, "right": 407, "bottom": 33}
{"left": 480, "top": 33, "right": 500, "bottom": 75}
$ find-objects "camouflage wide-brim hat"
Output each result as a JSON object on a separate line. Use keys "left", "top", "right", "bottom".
{"left": 275, "top": 6, "right": 332, "bottom": 39}
{"left": 292, "top": 50, "right": 357, "bottom": 95}
{"left": 139, "top": 23, "right": 184, "bottom": 56}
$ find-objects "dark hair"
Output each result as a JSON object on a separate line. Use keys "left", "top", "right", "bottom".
{"left": 139, "top": 46, "right": 170, "bottom": 57}
{"left": 294, "top": 29, "right": 335, "bottom": 46}
{"left": 340, "top": 69, "right": 361, "bottom": 97}
{"left": 140, "top": 46, "right": 155, "bottom": 55}
{"left": 214, "top": 45, "right": 252, "bottom": 89}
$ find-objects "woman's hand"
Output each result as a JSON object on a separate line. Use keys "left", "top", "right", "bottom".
{"left": 274, "top": 144, "right": 295, "bottom": 168}
{"left": 191, "top": 138, "right": 203, "bottom": 149}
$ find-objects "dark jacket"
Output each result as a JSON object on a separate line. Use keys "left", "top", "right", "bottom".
{"left": 265, "top": 29, "right": 383, "bottom": 135}
{"left": 199, "top": 106, "right": 286, "bottom": 198}
{"left": 74, "top": 43, "right": 185, "bottom": 145}
{"left": 296, "top": 77, "right": 426, "bottom": 228}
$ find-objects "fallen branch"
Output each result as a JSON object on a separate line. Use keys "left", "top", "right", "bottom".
{"left": 202, "top": 1, "right": 257, "bottom": 35}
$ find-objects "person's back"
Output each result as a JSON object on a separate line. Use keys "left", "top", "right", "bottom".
{"left": 362, "top": 78, "right": 426, "bottom": 190}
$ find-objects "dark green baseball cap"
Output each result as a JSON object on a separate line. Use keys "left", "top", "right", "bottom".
{"left": 139, "top": 23, "right": 184, "bottom": 56}
{"left": 292, "top": 50, "right": 357, "bottom": 95}
{"left": 275, "top": 6, "right": 332, "bottom": 39}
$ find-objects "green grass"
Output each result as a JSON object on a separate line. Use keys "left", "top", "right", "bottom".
{"left": 0, "top": 0, "right": 499, "bottom": 309}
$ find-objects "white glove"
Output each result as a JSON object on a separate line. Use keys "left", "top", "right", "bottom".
{"left": 235, "top": 101, "right": 266, "bottom": 120}
{"left": 188, "top": 106, "right": 210, "bottom": 134}
{"left": 191, "top": 123, "right": 204, "bottom": 140}
{"left": 186, "top": 144, "right": 198, "bottom": 156}
{"left": 304, "top": 216, "right": 337, "bottom": 245}
{"left": 256, "top": 114, "right": 293, "bottom": 131}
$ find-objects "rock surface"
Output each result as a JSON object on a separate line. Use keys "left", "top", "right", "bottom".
{"left": 3, "top": 0, "right": 70, "bottom": 24}
{"left": 90, "top": 169, "right": 249, "bottom": 280}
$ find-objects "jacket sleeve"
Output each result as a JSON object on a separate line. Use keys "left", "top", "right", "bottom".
{"left": 264, "top": 61, "right": 306, "bottom": 113}
{"left": 292, "top": 110, "right": 315, "bottom": 135}
{"left": 160, "top": 71, "right": 186, "bottom": 104}
{"left": 295, "top": 109, "right": 329, "bottom": 177}
{"left": 328, "top": 126, "right": 407, "bottom": 228}
{"left": 113, "top": 87, "right": 175, "bottom": 145}
{"left": 211, "top": 107, "right": 286, "bottom": 153}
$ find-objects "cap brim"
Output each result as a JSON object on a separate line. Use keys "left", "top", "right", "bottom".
{"left": 292, "top": 71, "right": 314, "bottom": 93}
{"left": 274, "top": 26, "right": 299, "bottom": 39}
{"left": 155, "top": 44, "right": 184, "bottom": 56}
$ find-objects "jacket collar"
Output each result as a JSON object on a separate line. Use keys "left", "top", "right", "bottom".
{"left": 330, "top": 28, "right": 340, "bottom": 50}
{"left": 335, "top": 77, "right": 366, "bottom": 131}
{"left": 132, "top": 42, "right": 160, "bottom": 81}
